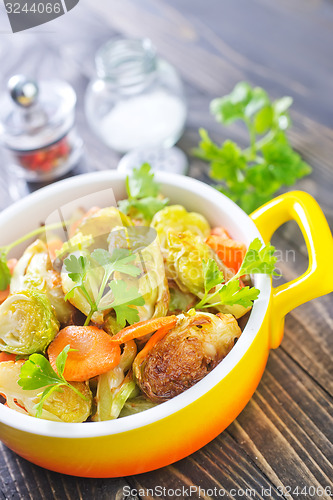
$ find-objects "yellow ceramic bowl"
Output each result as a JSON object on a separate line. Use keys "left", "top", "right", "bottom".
{"left": 0, "top": 172, "right": 332, "bottom": 478}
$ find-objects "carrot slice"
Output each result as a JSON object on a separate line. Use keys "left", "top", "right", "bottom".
{"left": 110, "top": 316, "right": 178, "bottom": 344}
{"left": 0, "top": 289, "right": 9, "bottom": 304}
{"left": 48, "top": 326, "right": 121, "bottom": 382}
{"left": 134, "top": 322, "right": 175, "bottom": 369}
{"left": 0, "top": 352, "right": 16, "bottom": 362}
{"left": 206, "top": 235, "right": 246, "bottom": 274}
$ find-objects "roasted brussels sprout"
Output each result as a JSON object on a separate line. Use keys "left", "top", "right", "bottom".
{"left": 166, "top": 232, "right": 248, "bottom": 318}
{"left": 151, "top": 205, "right": 211, "bottom": 251}
{"left": 75, "top": 207, "right": 132, "bottom": 250}
{"left": 166, "top": 231, "right": 218, "bottom": 295}
{"left": 10, "top": 239, "right": 75, "bottom": 325}
{"left": 0, "top": 361, "right": 92, "bottom": 422}
{"left": 133, "top": 311, "right": 241, "bottom": 402}
{"left": 54, "top": 232, "right": 94, "bottom": 262}
{"left": 0, "top": 289, "right": 59, "bottom": 355}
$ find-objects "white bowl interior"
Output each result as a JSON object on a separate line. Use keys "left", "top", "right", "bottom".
{"left": 0, "top": 171, "right": 270, "bottom": 437}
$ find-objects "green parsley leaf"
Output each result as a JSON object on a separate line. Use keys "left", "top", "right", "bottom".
{"left": 210, "top": 82, "right": 269, "bottom": 124}
{"left": 18, "top": 346, "right": 88, "bottom": 419}
{"left": 55, "top": 344, "right": 71, "bottom": 379}
{"left": 239, "top": 238, "right": 278, "bottom": 276}
{"left": 262, "top": 140, "right": 312, "bottom": 186}
{"left": 92, "top": 248, "right": 141, "bottom": 278}
{"left": 108, "top": 280, "right": 145, "bottom": 328}
{"left": 254, "top": 105, "right": 274, "bottom": 134}
{"left": 202, "top": 259, "right": 224, "bottom": 294}
{"left": 0, "top": 253, "right": 11, "bottom": 291}
{"left": 64, "top": 254, "right": 90, "bottom": 302}
{"left": 18, "top": 353, "right": 61, "bottom": 391}
{"left": 195, "top": 82, "right": 311, "bottom": 213}
{"left": 119, "top": 164, "right": 169, "bottom": 221}
{"left": 126, "top": 163, "right": 159, "bottom": 199}
{"left": 196, "top": 238, "right": 277, "bottom": 311}
{"left": 122, "top": 197, "right": 169, "bottom": 221}
{"left": 217, "top": 280, "right": 260, "bottom": 308}
{"left": 64, "top": 247, "right": 145, "bottom": 326}
{"left": 64, "top": 254, "right": 88, "bottom": 284}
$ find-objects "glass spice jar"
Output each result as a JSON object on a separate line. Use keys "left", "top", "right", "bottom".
{"left": 85, "top": 38, "right": 187, "bottom": 154}
{"left": 0, "top": 75, "right": 83, "bottom": 181}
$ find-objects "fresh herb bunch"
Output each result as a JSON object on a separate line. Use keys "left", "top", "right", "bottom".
{"left": 196, "top": 238, "right": 277, "bottom": 309}
{"left": 64, "top": 248, "right": 144, "bottom": 327}
{"left": 194, "top": 82, "right": 312, "bottom": 213}
{"left": 118, "top": 163, "right": 169, "bottom": 221}
{"left": 18, "top": 345, "right": 88, "bottom": 418}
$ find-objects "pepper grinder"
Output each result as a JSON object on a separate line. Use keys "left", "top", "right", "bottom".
{"left": 0, "top": 75, "right": 83, "bottom": 182}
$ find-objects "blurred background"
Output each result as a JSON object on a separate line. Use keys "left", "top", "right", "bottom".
{"left": 0, "top": 1, "right": 332, "bottom": 498}
{"left": 0, "top": 0, "right": 332, "bottom": 221}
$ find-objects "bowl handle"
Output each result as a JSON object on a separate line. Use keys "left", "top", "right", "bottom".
{"left": 250, "top": 190, "right": 333, "bottom": 349}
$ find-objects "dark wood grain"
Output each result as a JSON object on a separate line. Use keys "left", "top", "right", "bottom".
{"left": 0, "top": 0, "right": 332, "bottom": 499}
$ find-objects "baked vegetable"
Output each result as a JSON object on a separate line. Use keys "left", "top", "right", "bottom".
{"left": 165, "top": 231, "right": 233, "bottom": 296}
{"left": 93, "top": 340, "right": 138, "bottom": 421}
{"left": 151, "top": 205, "right": 210, "bottom": 251}
{"left": 133, "top": 311, "right": 241, "bottom": 402}
{"left": 0, "top": 360, "right": 92, "bottom": 422}
{"left": 0, "top": 289, "right": 59, "bottom": 355}
{"left": 74, "top": 207, "right": 132, "bottom": 249}
{"left": 48, "top": 326, "right": 121, "bottom": 381}
{"left": 0, "top": 164, "right": 278, "bottom": 423}
{"left": 10, "top": 239, "right": 75, "bottom": 325}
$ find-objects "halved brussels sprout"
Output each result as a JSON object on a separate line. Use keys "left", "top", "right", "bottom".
{"left": 166, "top": 231, "right": 217, "bottom": 295}
{"left": 151, "top": 205, "right": 211, "bottom": 251}
{"left": 75, "top": 207, "right": 132, "bottom": 250}
{"left": 55, "top": 232, "right": 95, "bottom": 262}
{"left": 165, "top": 232, "right": 248, "bottom": 318}
{"left": 0, "top": 361, "right": 92, "bottom": 422}
{"left": 0, "top": 289, "right": 59, "bottom": 355}
{"left": 10, "top": 239, "right": 75, "bottom": 325}
{"left": 134, "top": 311, "right": 241, "bottom": 402}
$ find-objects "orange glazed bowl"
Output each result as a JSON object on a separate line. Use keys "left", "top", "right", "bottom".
{"left": 0, "top": 171, "right": 332, "bottom": 477}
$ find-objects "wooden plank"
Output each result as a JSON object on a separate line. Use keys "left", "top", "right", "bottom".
{"left": 0, "top": 443, "right": 134, "bottom": 500}
{"left": 0, "top": 0, "right": 332, "bottom": 498}
{"left": 129, "top": 432, "right": 287, "bottom": 499}
{"left": 228, "top": 348, "right": 333, "bottom": 498}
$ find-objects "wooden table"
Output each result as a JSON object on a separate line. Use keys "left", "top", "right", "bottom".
{"left": 0, "top": 1, "right": 332, "bottom": 498}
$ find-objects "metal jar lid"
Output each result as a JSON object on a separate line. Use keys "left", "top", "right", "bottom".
{"left": 0, "top": 75, "right": 77, "bottom": 151}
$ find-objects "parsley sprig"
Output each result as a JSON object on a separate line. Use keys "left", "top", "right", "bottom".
{"left": 196, "top": 238, "right": 277, "bottom": 310}
{"left": 18, "top": 346, "right": 88, "bottom": 418}
{"left": 194, "top": 82, "right": 312, "bottom": 213}
{"left": 118, "top": 163, "right": 169, "bottom": 221}
{"left": 64, "top": 248, "right": 144, "bottom": 327}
